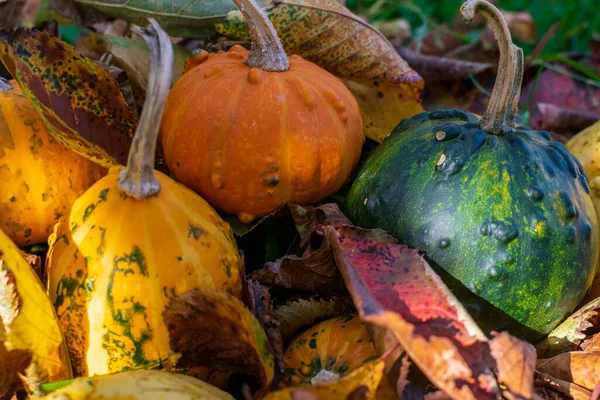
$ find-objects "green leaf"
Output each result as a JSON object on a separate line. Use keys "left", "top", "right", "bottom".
{"left": 73, "top": 0, "right": 265, "bottom": 38}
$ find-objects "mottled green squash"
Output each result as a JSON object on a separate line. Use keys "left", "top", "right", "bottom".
{"left": 344, "top": 0, "right": 599, "bottom": 340}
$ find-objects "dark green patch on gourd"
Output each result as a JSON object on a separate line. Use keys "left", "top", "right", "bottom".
{"left": 54, "top": 274, "right": 86, "bottom": 310}
{"left": 345, "top": 110, "right": 599, "bottom": 340}
{"left": 82, "top": 189, "right": 110, "bottom": 223}
{"left": 112, "top": 245, "right": 149, "bottom": 277}
{"left": 96, "top": 227, "right": 107, "bottom": 256}
{"left": 337, "top": 314, "right": 354, "bottom": 323}
{"left": 188, "top": 223, "right": 207, "bottom": 240}
{"left": 9, "top": 196, "right": 15, "bottom": 202}
{"left": 104, "top": 251, "right": 154, "bottom": 370}
{"left": 309, "top": 338, "right": 317, "bottom": 349}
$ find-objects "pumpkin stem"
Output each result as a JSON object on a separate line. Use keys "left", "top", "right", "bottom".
{"left": 461, "top": 0, "right": 523, "bottom": 135}
{"left": 231, "top": 0, "right": 289, "bottom": 72}
{"left": 118, "top": 18, "right": 173, "bottom": 199}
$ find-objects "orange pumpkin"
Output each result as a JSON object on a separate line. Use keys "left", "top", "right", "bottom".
{"left": 0, "top": 80, "right": 105, "bottom": 246}
{"left": 46, "top": 20, "right": 242, "bottom": 377}
{"left": 160, "top": 0, "right": 364, "bottom": 223}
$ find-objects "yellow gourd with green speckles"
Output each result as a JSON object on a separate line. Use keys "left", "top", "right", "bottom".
{"left": 281, "top": 314, "right": 396, "bottom": 397}
{"left": 45, "top": 21, "right": 242, "bottom": 377}
{"left": 567, "top": 120, "right": 600, "bottom": 223}
{"left": 0, "top": 80, "right": 105, "bottom": 246}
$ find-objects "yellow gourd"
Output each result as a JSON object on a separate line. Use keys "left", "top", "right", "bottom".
{"left": 0, "top": 80, "right": 105, "bottom": 246}
{"left": 46, "top": 20, "right": 243, "bottom": 377}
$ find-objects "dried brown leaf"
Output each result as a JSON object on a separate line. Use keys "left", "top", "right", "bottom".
{"left": 396, "top": 353, "right": 411, "bottom": 396}
{"left": 163, "top": 289, "right": 275, "bottom": 398}
{"left": 535, "top": 372, "right": 591, "bottom": 400}
{"left": 532, "top": 103, "right": 599, "bottom": 136}
{"left": 217, "top": 0, "right": 424, "bottom": 142}
{"left": 273, "top": 295, "right": 355, "bottom": 341}
{"left": 582, "top": 333, "right": 600, "bottom": 352}
{"left": 536, "top": 297, "right": 600, "bottom": 358}
{"left": 490, "top": 331, "right": 536, "bottom": 399}
{"left": 288, "top": 203, "right": 351, "bottom": 241}
{"left": 398, "top": 48, "right": 491, "bottom": 83}
{"left": 17, "top": 250, "right": 41, "bottom": 282}
{"left": 0, "top": 341, "right": 31, "bottom": 400}
{"left": 247, "top": 280, "right": 284, "bottom": 374}
{"left": 249, "top": 227, "right": 346, "bottom": 294}
{"left": 537, "top": 351, "right": 600, "bottom": 391}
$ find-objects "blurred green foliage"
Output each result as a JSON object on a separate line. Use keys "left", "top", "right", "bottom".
{"left": 346, "top": 0, "right": 600, "bottom": 55}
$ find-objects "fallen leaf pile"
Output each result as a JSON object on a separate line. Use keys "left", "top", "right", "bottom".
{"left": 1, "top": 1, "right": 600, "bottom": 399}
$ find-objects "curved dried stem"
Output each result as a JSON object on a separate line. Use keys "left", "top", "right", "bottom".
{"left": 118, "top": 18, "right": 173, "bottom": 199}
{"left": 461, "top": 0, "right": 523, "bottom": 135}
{"left": 231, "top": 0, "right": 289, "bottom": 72}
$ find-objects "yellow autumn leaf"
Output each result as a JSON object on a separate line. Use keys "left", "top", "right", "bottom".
{"left": 217, "top": 0, "right": 425, "bottom": 143}
{"left": 264, "top": 358, "right": 385, "bottom": 400}
{"left": 0, "top": 227, "right": 72, "bottom": 395}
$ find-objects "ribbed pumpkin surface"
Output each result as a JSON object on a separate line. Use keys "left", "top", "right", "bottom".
{"left": 46, "top": 166, "right": 243, "bottom": 376}
{"left": 160, "top": 45, "right": 364, "bottom": 223}
{"left": 0, "top": 84, "right": 105, "bottom": 246}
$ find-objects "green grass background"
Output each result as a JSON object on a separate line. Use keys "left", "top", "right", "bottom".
{"left": 346, "top": 0, "right": 600, "bottom": 55}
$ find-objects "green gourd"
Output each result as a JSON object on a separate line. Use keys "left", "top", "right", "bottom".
{"left": 344, "top": 0, "right": 599, "bottom": 341}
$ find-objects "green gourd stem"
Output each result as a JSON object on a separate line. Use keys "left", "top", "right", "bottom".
{"left": 231, "top": 0, "right": 289, "bottom": 72}
{"left": 0, "top": 77, "right": 12, "bottom": 92}
{"left": 118, "top": 18, "right": 173, "bottom": 199}
{"left": 40, "top": 379, "right": 74, "bottom": 393}
{"left": 460, "top": 0, "right": 524, "bottom": 135}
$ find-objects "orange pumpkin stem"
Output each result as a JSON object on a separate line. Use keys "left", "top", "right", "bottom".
{"left": 231, "top": 0, "right": 289, "bottom": 72}
{"left": 0, "top": 78, "right": 11, "bottom": 92}
{"left": 461, "top": 0, "right": 523, "bottom": 135}
{"left": 118, "top": 19, "right": 173, "bottom": 199}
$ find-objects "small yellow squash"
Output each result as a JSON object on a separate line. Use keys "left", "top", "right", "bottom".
{"left": 46, "top": 20, "right": 243, "bottom": 377}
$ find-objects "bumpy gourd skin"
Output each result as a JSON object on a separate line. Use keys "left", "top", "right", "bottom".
{"left": 46, "top": 166, "right": 243, "bottom": 376}
{"left": 345, "top": 110, "right": 599, "bottom": 339}
{"left": 161, "top": 46, "right": 364, "bottom": 223}
{"left": 0, "top": 84, "right": 105, "bottom": 246}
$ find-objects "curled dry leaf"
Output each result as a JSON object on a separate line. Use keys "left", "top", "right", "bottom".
{"left": 397, "top": 47, "right": 491, "bottom": 83}
{"left": 216, "top": 0, "right": 425, "bottom": 142}
{"left": 537, "top": 351, "right": 600, "bottom": 392}
{"left": 0, "top": 341, "right": 31, "bottom": 400}
{"left": 489, "top": 331, "right": 536, "bottom": 399}
{"left": 534, "top": 372, "right": 591, "bottom": 400}
{"left": 536, "top": 297, "right": 600, "bottom": 358}
{"left": 327, "top": 224, "right": 535, "bottom": 400}
{"left": 532, "top": 103, "right": 599, "bottom": 136}
{"left": 264, "top": 358, "right": 385, "bottom": 400}
{"left": 163, "top": 289, "right": 275, "bottom": 398}
{"left": 79, "top": 32, "right": 189, "bottom": 107}
{"left": 0, "top": 228, "right": 72, "bottom": 396}
{"left": 288, "top": 203, "right": 351, "bottom": 240}
{"left": 520, "top": 67, "right": 600, "bottom": 136}
{"left": 0, "top": 28, "right": 137, "bottom": 167}
{"left": 17, "top": 249, "right": 41, "bottom": 282}
{"left": 249, "top": 226, "right": 346, "bottom": 294}
{"left": 247, "top": 280, "right": 285, "bottom": 374}
{"left": 273, "top": 295, "right": 355, "bottom": 341}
